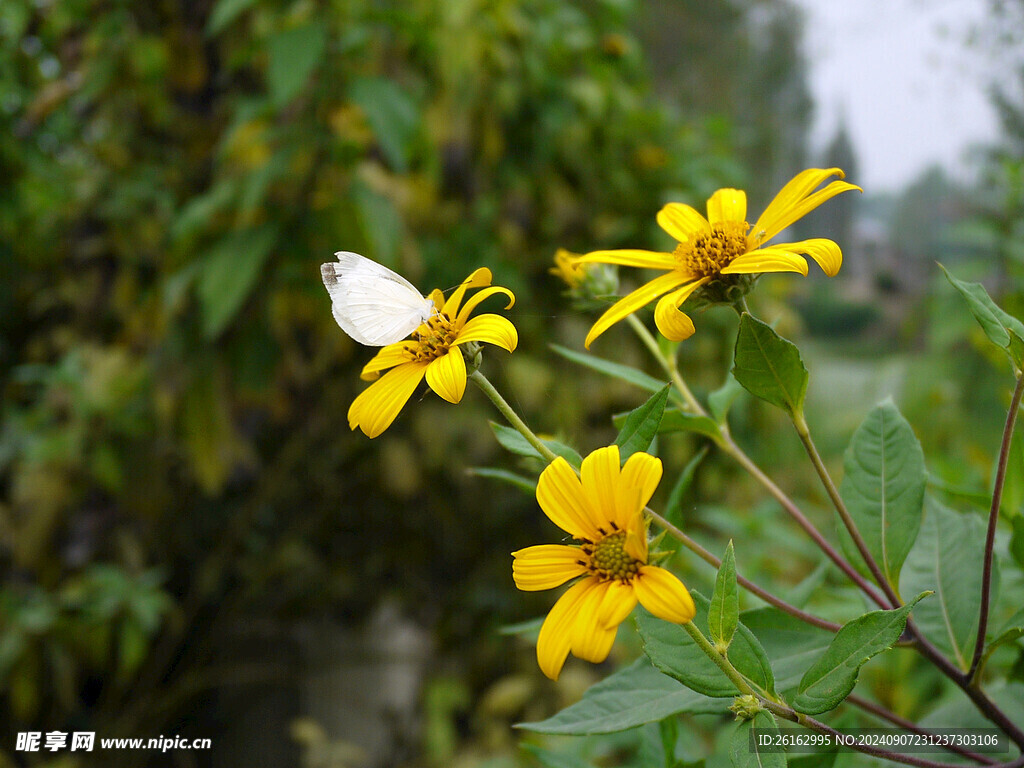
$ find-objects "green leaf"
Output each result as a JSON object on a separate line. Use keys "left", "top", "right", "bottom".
{"left": 732, "top": 313, "right": 808, "bottom": 415}
{"left": 349, "top": 77, "right": 420, "bottom": 172}
{"left": 708, "top": 372, "right": 745, "bottom": 423}
{"left": 664, "top": 446, "right": 710, "bottom": 527}
{"left": 792, "top": 593, "right": 928, "bottom": 715}
{"left": 267, "top": 23, "right": 327, "bottom": 107}
{"left": 1012, "top": 515, "right": 1024, "bottom": 569}
{"left": 741, "top": 607, "right": 835, "bottom": 692}
{"left": 941, "top": 263, "right": 1024, "bottom": 370}
{"left": 731, "top": 711, "right": 784, "bottom": 768}
{"left": 517, "top": 658, "right": 725, "bottom": 734}
{"left": 838, "top": 400, "right": 925, "bottom": 590}
{"left": 639, "top": 592, "right": 774, "bottom": 698}
{"left": 615, "top": 384, "right": 670, "bottom": 461}
{"left": 488, "top": 422, "right": 582, "bottom": 467}
{"left": 197, "top": 224, "right": 278, "bottom": 339}
{"left": 611, "top": 407, "right": 721, "bottom": 443}
{"left": 709, "top": 541, "right": 738, "bottom": 648}
{"left": 550, "top": 344, "right": 672, "bottom": 396}
{"left": 466, "top": 467, "right": 536, "bottom": 494}
{"left": 352, "top": 179, "right": 403, "bottom": 265}
{"left": 205, "top": 0, "right": 258, "bottom": 35}
{"left": 900, "top": 499, "right": 992, "bottom": 671}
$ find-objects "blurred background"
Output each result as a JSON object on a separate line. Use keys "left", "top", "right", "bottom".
{"left": 2, "top": 0, "right": 1024, "bottom": 766}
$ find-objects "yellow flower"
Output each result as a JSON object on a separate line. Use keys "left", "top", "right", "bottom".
{"left": 549, "top": 248, "right": 587, "bottom": 288}
{"left": 512, "top": 445, "right": 695, "bottom": 680}
{"left": 348, "top": 267, "right": 517, "bottom": 438}
{"left": 574, "top": 168, "right": 861, "bottom": 348}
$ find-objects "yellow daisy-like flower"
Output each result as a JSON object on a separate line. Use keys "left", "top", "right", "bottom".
{"left": 348, "top": 267, "right": 517, "bottom": 438}
{"left": 512, "top": 445, "right": 696, "bottom": 680}
{"left": 574, "top": 167, "right": 862, "bottom": 348}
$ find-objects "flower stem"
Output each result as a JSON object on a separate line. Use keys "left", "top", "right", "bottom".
{"left": 968, "top": 371, "right": 1024, "bottom": 683}
{"left": 793, "top": 412, "right": 902, "bottom": 608}
{"left": 469, "top": 369, "right": 560, "bottom": 464}
{"left": 624, "top": 313, "right": 703, "bottom": 414}
{"left": 646, "top": 507, "right": 841, "bottom": 632}
{"left": 720, "top": 436, "right": 891, "bottom": 609}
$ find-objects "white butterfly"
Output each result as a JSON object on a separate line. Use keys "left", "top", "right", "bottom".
{"left": 320, "top": 251, "right": 436, "bottom": 346}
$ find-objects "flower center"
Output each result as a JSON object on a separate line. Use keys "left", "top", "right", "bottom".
{"left": 404, "top": 312, "right": 457, "bottom": 362}
{"left": 673, "top": 221, "right": 749, "bottom": 277}
{"left": 581, "top": 530, "right": 642, "bottom": 583}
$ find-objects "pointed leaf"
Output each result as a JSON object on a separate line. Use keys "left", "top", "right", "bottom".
{"left": 900, "top": 499, "right": 994, "bottom": 671}
{"left": 615, "top": 384, "right": 671, "bottom": 461}
{"left": 941, "top": 263, "right": 1024, "bottom": 370}
{"left": 793, "top": 594, "right": 928, "bottom": 715}
{"left": 709, "top": 541, "right": 738, "bottom": 648}
{"left": 731, "top": 711, "right": 784, "bottom": 768}
{"left": 550, "top": 344, "right": 674, "bottom": 396}
{"left": 198, "top": 224, "right": 278, "bottom": 339}
{"left": 517, "top": 658, "right": 725, "bottom": 734}
{"left": 467, "top": 467, "right": 536, "bottom": 494}
{"left": 488, "top": 422, "right": 582, "bottom": 467}
{"left": 267, "top": 23, "right": 327, "bottom": 107}
{"left": 639, "top": 592, "right": 774, "bottom": 698}
{"left": 732, "top": 314, "right": 808, "bottom": 415}
{"left": 349, "top": 77, "right": 420, "bottom": 172}
{"left": 838, "top": 400, "right": 925, "bottom": 590}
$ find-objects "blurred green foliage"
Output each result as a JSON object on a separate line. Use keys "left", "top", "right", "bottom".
{"left": 0, "top": 0, "right": 818, "bottom": 763}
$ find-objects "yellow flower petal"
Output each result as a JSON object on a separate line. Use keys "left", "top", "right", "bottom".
{"left": 511, "top": 544, "right": 588, "bottom": 591}
{"left": 657, "top": 202, "right": 711, "bottom": 243}
{"left": 570, "top": 580, "right": 619, "bottom": 663}
{"left": 536, "top": 578, "right": 596, "bottom": 680}
{"left": 706, "top": 188, "right": 747, "bottom": 227}
{"left": 574, "top": 248, "right": 677, "bottom": 270}
{"left": 584, "top": 271, "right": 685, "bottom": 349}
{"left": 596, "top": 578, "right": 639, "bottom": 628}
{"left": 359, "top": 343, "right": 412, "bottom": 381}
{"left": 347, "top": 361, "right": 428, "bottom": 438}
{"left": 769, "top": 238, "right": 843, "bottom": 277}
{"left": 580, "top": 445, "right": 623, "bottom": 532}
{"left": 456, "top": 285, "right": 515, "bottom": 325}
{"left": 425, "top": 348, "right": 466, "bottom": 404}
{"left": 456, "top": 314, "right": 518, "bottom": 352}
{"left": 633, "top": 565, "right": 696, "bottom": 624}
{"left": 537, "top": 457, "right": 602, "bottom": 541}
{"left": 749, "top": 168, "right": 861, "bottom": 245}
{"left": 652, "top": 278, "right": 707, "bottom": 342}
{"left": 443, "top": 267, "right": 493, "bottom": 318}
{"left": 617, "top": 452, "right": 662, "bottom": 552}
{"left": 720, "top": 248, "right": 809, "bottom": 276}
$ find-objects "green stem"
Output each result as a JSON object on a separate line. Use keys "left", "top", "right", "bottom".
{"left": 793, "top": 412, "right": 902, "bottom": 609}
{"left": 683, "top": 620, "right": 986, "bottom": 768}
{"left": 969, "top": 372, "right": 1024, "bottom": 683}
{"left": 469, "top": 369, "right": 559, "bottom": 464}
{"left": 625, "top": 313, "right": 703, "bottom": 414}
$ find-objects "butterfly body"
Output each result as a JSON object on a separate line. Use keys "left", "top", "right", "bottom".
{"left": 321, "top": 251, "right": 436, "bottom": 346}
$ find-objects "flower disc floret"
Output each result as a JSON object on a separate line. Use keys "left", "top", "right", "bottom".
{"left": 571, "top": 167, "right": 861, "bottom": 348}
{"left": 511, "top": 445, "right": 695, "bottom": 680}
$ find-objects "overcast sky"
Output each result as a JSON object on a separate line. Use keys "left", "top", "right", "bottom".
{"left": 794, "top": 0, "right": 1002, "bottom": 193}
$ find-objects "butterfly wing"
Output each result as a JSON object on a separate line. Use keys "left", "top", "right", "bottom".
{"left": 321, "top": 251, "right": 435, "bottom": 346}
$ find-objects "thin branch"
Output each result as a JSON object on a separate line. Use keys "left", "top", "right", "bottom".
{"left": 847, "top": 694, "right": 998, "bottom": 765}
{"left": 968, "top": 372, "right": 1024, "bottom": 682}
{"left": 647, "top": 508, "right": 841, "bottom": 632}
